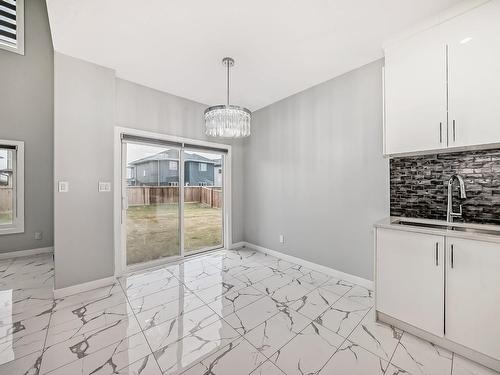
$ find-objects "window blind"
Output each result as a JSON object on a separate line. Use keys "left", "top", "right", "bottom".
{"left": 0, "top": 0, "right": 17, "bottom": 47}
{"left": 121, "top": 134, "right": 228, "bottom": 154}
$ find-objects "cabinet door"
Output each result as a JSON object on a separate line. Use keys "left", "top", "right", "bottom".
{"left": 447, "top": 1, "right": 500, "bottom": 148}
{"left": 446, "top": 237, "right": 500, "bottom": 360}
{"left": 376, "top": 229, "right": 445, "bottom": 336}
{"left": 384, "top": 28, "right": 447, "bottom": 155}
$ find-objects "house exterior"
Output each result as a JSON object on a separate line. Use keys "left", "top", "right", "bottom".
{"left": 127, "top": 150, "right": 220, "bottom": 186}
{"left": 214, "top": 160, "right": 223, "bottom": 187}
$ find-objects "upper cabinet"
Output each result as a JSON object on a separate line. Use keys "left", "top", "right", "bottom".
{"left": 446, "top": 1, "right": 500, "bottom": 148}
{"left": 384, "top": 1, "right": 500, "bottom": 156}
{"left": 384, "top": 28, "right": 447, "bottom": 155}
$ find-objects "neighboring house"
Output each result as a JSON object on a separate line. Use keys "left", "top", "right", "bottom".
{"left": 127, "top": 150, "right": 221, "bottom": 186}
{"left": 214, "top": 160, "right": 223, "bottom": 187}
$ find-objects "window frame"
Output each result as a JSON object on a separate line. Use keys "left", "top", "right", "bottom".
{"left": 0, "top": 139, "right": 24, "bottom": 235}
{"left": 169, "top": 161, "right": 178, "bottom": 171}
{"left": 0, "top": 0, "right": 25, "bottom": 55}
{"left": 198, "top": 163, "right": 207, "bottom": 172}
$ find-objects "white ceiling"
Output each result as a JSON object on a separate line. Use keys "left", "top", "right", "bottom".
{"left": 46, "top": 0, "right": 461, "bottom": 111}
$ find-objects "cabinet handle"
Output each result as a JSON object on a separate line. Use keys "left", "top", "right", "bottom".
{"left": 435, "top": 242, "right": 439, "bottom": 266}
{"left": 453, "top": 120, "right": 456, "bottom": 142}
{"left": 439, "top": 122, "right": 442, "bottom": 143}
{"left": 451, "top": 244, "right": 454, "bottom": 269}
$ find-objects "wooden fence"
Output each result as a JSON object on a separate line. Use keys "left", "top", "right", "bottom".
{"left": 127, "top": 186, "right": 222, "bottom": 208}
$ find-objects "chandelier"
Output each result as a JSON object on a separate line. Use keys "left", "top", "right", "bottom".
{"left": 205, "top": 57, "right": 251, "bottom": 138}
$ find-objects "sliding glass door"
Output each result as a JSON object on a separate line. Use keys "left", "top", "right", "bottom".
{"left": 122, "top": 137, "right": 225, "bottom": 267}
{"left": 124, "top": 142, "right": 181, "bottom": 265}
{"left": 183, "top": 149, "right": 224, "bottom": 254}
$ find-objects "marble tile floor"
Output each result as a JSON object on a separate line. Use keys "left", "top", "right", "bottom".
{"left": 0, "top": 248, "right": 498, "bottom": 375}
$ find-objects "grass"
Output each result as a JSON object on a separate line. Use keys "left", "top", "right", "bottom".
{"left": 126, "top": 202, "right": 222, "bottom": 265}
{"left": 0, "top": 212, "right": 11, "bottom": 225}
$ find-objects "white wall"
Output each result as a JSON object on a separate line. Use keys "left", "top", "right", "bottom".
{"left": 243, "top": 59, "right": 389, "bottom": 280}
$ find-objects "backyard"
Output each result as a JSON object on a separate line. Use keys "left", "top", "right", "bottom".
{"left": 0, "top": 212, "right": 11, "bottom": 225}
{"left": 126, "top": 202, "right": 222, "bottom": 265}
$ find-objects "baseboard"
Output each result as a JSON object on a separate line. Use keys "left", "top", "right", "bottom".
{"left": 53, "top": 276, "right": 115, "bottom": 299}
{"left": 0, "top": 246, "right": 54, "bottom": 260}
{"left": 229, "top": 241, "right": 245, "bottom": 249}
{"left": 243, "top": 242, "right": 374, "bottom": 290}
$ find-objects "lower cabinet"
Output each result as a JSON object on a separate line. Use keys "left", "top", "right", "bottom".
{"left": 446, "top": 237, "right": 500, "bottom": 360}
{"left": 376, "top": 228, "right": 445, "bottom": 336}
{"left": 376, "top": 228, "right": 500, "bottom": 362}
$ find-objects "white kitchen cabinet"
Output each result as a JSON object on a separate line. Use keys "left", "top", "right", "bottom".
{"left": 376, "top": 228, "right": 445, "bottom": 336}
{"left": 383, "top": 1, "right": 500, "bottom": 155}
{"left": 384, "top": 28, "right": 447, "bottom": 155}
{"left": 446, "top": 1, "right": 500, "bottom": 148}
{"left": 446, "top": 237, "right": 500, "bottom": 360}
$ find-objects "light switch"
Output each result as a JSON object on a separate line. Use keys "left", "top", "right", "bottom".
{"left": 58, "top": 181, "right": 69, "bottom": 193}
{"left": 98, "top": 182, "right": 112, "bottom": 192}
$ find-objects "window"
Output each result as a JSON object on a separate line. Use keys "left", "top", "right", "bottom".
{"left": 143, "top": 170, "right": 146, "bottom": 177}
{"left": 0, "top": 0, "right": 24, "bottom": 55}
{"left": 169, "top": 161, "right": 177, "bottom": 170}
{"left": 0, "top": 140, "right": 24, "bottom": 235}
{"left": 199, "top": 163, "right": 207, "bottom": 172}
{"left": 126, "top": 167, "right": 134, "bottom": 179}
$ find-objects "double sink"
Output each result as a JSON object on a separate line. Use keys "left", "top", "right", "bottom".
{"left": 392, "top": 219, "right": 500, "bottom": 237}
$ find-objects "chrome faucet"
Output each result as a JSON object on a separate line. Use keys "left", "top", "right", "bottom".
{"left": 447, "top": 175, "right": 467, "bottom": 222}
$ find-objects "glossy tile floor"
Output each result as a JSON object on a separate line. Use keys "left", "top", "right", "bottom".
{"left": 0, "top": 248, "right": 498, "bottom": 374}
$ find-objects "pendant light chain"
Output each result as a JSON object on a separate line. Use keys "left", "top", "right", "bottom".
{"left": 227, "top": 60, "right": 230, "bottom": 107}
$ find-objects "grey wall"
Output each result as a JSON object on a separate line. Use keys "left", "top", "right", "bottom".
{"left": 54, "top": 53, "right": 115, "bottom": 288}
{"left": 0, "top": 0, "right": 53, "bottom": 254}
{"left": 115, "top": 78, "right": 245, "bottom": 242}
{"left": 243, "top": 59, "right": 389, "bottom": 281}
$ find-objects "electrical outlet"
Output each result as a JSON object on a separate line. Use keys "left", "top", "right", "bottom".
{"left": 98, "top": 182, "right": 112, "bottom": 192}
{"left": 279, "top": 234, "right": 284, "bottom": 244}
{"left": 58, "top": 181, "right": 69, "bottom": 193}
{"left": 34, "top": 232, "right": 43, "bottom": 240}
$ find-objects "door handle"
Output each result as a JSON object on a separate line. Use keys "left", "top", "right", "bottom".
{"left": 435, "top": 242, "right": 439, "bottom": 266}
{"left": 453, "top": 120, "right": 456, "bottom": 142}
{"left": 439, "top": 122, "right": 442, "bottom": 143}
{"left": 451, "top": 244, "right": 454, "bottom": 269}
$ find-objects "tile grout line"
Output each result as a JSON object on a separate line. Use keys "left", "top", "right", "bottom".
{"left": 384, "top": 325, "right": 405, "bottom": 374}
{"left": 37, "top": 263, "right": 57, "bottom": 375}
{"left": 314, "top": 301, "right": 374, "bottom": 375}
{"left": 116, "top": 275, "right": 163, "bottom": 374}
{"left": 246, "top": 277, "right": 356, "bottom": 374}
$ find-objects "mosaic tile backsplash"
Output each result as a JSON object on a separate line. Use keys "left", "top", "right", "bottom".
{"left": 390, "top": 149, "right": 500, "bottom": 225}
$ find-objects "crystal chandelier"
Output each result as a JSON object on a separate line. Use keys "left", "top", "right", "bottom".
{"left": 205, "top": 57, "right": 251, "bottom": 137}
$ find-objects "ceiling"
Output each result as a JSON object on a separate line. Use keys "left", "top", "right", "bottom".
{"left": 46, "top": 0, "right": 461, "bottom": 111}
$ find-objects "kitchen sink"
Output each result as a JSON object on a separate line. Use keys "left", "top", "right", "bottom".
{"left": 449, "top": 226, "right": 500, "bottom": 236}
{"left": 391, "top": 219, "right": 500, "bottom": 236}
{"left": 392, "top": 220, "right": 449, "bottom": 230}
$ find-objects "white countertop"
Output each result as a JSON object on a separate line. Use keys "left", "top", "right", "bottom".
{"left": 374, "top": 217, "right": 500, "bottom": 244}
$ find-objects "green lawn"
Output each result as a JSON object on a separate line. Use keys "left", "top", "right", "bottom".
{"left": 126, "top": 202, "right": 222, "bottom": 265}
{"left": 0, "top": 212, "right": 11, "bottom": 225}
